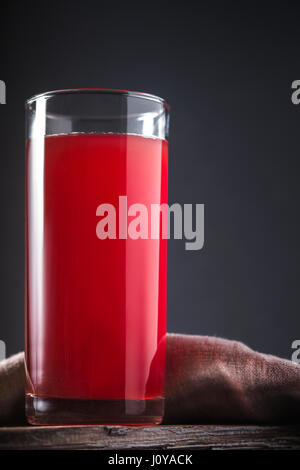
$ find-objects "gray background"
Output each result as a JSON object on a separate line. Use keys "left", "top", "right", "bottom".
{"left": 1, "top": 0, "right": 299, "bottom": 359}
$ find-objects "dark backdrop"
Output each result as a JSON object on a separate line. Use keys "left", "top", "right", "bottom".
{"left": 1, "top": 0, "right": 299, "bottom": 358}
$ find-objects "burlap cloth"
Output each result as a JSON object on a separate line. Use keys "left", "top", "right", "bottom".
{"left": 1, "top": 334, "right": 300, "bottom": 425}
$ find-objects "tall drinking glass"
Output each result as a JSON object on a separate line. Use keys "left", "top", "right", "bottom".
{"left": 25, "top": 89, "right": 169, "bottom": 425}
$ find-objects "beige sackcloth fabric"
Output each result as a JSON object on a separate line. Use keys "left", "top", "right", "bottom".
{"left": 1, "top": 334, "right": 300, "bottom": 425}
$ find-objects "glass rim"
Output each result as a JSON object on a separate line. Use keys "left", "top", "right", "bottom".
{"left": 25, "top": 88, "right": 170, "bottom": 110}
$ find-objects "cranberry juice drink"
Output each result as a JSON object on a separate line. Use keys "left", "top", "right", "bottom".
{"left": 25, "top": 90, "right": 169, "bottom": 425}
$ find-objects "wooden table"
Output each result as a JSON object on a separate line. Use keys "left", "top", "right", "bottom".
{"left": 0, "top": 424, "right": 300, "bottom": 450}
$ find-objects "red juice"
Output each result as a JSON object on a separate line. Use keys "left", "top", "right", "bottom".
{"left": 25, "top": 133, "right": 168, "bottom": 421}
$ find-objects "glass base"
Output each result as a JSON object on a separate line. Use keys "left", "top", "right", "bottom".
{"left": 26, "top": 394, "right": 164, "bottom": 426}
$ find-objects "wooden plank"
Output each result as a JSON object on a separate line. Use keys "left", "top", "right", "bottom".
{"left": 0, "top": 424, "right": 300, "bottom": 450}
